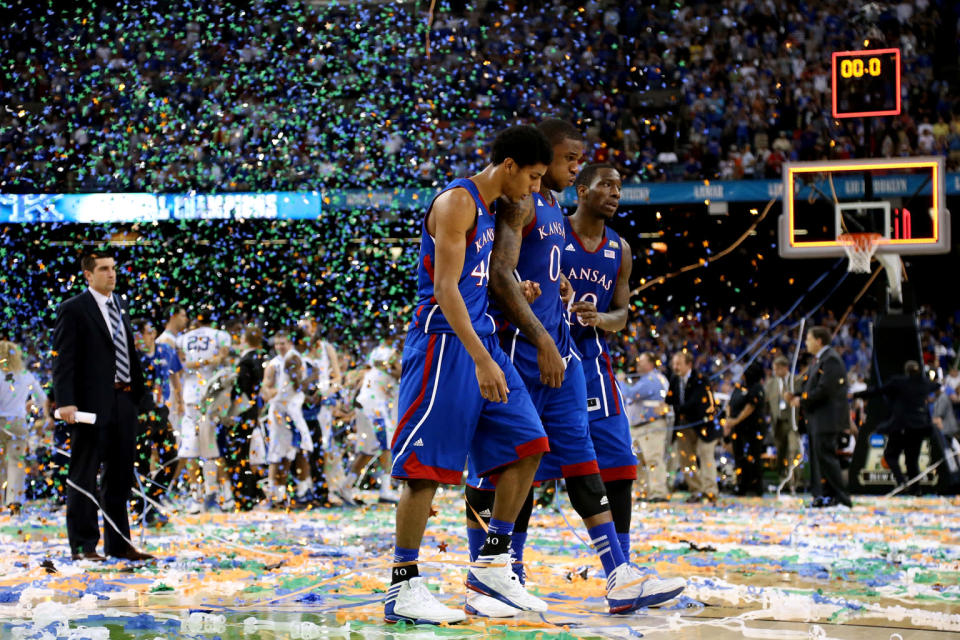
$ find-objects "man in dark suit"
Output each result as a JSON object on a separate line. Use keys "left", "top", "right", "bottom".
{"left": 853, "top": 360, "right": 938, "bottom": 492}
{"left": 787, "top": 326, "right": 853, "bottom": 508}
{"left": 52, "top": 252, "right": 153, "bottom": 561}
{"left": 667, "top": 350, "right": 718, "bottom": 503}
{"left": 225, "top": 325, "right": 267, "bottom": 510}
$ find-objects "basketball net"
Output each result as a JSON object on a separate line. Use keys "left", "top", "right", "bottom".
{"left": 838, "top": 232, "right": 881, "bottom": 273}
{"left": 838, "top": 232, "right": 903, "bottom": 304}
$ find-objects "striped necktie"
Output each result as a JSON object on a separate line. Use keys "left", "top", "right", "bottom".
{"left": 106, "top": 297, "right": 131, "bottom": 383}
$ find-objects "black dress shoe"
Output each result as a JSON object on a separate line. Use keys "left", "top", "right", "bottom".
{"left": 810, "top": 496, "right": 850, "bottom": 508}
{"left": 108, "top": 548, "right": 155, "bottom": 561}
{"left": 71, "top": 551, "right": 106, "bottom": 562}
{"left": 806, "top": 496, "right": 826, "bottom": 508}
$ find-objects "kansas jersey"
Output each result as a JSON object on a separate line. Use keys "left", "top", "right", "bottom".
{"left": 492, "top": 191, "right": 575, "bottom": 360}
{"left": 464, "top": 192, "right": 598, "bottom": 489}
{"left": 562, "top": 218, "right": 626, "bottom": 418}
{"left": 410, "top": 178, "right": 496, "bottom": 337}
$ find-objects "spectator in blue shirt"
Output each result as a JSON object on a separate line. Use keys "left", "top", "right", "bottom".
{"left": 132, "top": 318, "right": 182, "bottom": 525}
{"left": 622, "top": 352, "right": 671, "bottom": 502}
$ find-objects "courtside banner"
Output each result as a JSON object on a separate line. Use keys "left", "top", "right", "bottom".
{"left": 0, "top": 192, "right": 323, "bottom": 222}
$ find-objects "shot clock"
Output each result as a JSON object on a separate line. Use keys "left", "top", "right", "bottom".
{"left": 831, "top": 48, "right": 901, "bottom": 118}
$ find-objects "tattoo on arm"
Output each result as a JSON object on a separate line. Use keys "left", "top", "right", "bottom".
{"left": 489, "top": 200, "right": 548, "bottom": 344}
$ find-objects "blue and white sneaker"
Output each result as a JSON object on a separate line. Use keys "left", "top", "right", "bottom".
{"left": 606, "top": 564, "right": 686, "bottom": 614}
{"left": 464, "top": 591, "right": 522, "bottom": 618}
{"left": 466, "top": 553, "right": 547, "bottom": 612}
{"left": 384, "top": 577, "right": 466, "bottom": 625}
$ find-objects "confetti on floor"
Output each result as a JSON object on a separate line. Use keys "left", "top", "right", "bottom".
{"left": 0, "top": 490, "right": 958, "bottom": 639}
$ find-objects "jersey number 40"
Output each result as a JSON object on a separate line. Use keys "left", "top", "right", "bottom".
{"left": 471, "top": 256, "right": 490, "bottom": 287}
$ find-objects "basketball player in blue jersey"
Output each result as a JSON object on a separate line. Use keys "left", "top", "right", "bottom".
{"left": 464, "top": 121, "right": 685, "bottom": 617}
{"left": 384, "top": 126, "right": 554, "bottom": 626}
{"left": 564, "top": 163, "right": 681, "bottom": 579}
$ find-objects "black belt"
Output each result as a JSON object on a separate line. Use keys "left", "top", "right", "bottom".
{"left": 114, "top": 382, "right": 132, "bottom": 393}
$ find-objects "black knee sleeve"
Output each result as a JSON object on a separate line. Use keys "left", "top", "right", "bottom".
{"left": 566, "top": 473, "right": 609, "bottom": 519}
{"left": 465, "top": 485, "right": 495, "bottom": 525}
{"left": 604, "top": 479, "right": 633, "bottom": 533}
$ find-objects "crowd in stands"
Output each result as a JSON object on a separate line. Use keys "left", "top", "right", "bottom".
{"left": 2, "top": 0, "right": 959, "bottom": 194}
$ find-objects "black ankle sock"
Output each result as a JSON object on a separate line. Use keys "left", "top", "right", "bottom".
{"left": 391, "top": 563, "right": 419, "bottom": 584}
{"left": 478, "top": 532, "right": 511, "bottom": 557}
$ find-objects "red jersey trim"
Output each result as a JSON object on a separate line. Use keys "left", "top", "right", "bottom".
{"left": 599, "top": 465, "right": 638, "bottom": 482}
{"left": 602, "top": 352, "right": 622, "bottom": 415}
{"left": 399, "top": 451, "right": 463, "bottom": 484}
{"left": 570, "top": 227, "right": 608, "bottom": 254}
{"left": 391, "top": 334, "right": 438, "bottom": 448}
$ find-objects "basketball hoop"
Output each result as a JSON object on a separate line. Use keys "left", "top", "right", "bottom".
{"left": 838, "top": 232, "right": 883, "bottom": 273}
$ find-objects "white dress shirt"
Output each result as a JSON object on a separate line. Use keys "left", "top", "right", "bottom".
{"left": 88, "top": 286, "right": 127, "bottom": 346}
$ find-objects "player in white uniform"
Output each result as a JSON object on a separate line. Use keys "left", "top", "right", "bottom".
{"left": 306, "top": 336, "right": 338, "bottom": 449}
{"left": 298, "top": 316, "right": 343, "bottom": 500}
{"left": 176, "top": 313, "right": 231, "bottom": 513}
{"left": 338, "top": 343, "right": 401, "bottom": 504}
{"left": 197, "top": 329, "right": 243, "bottom": 511}
{"left": 156, "top": 304, "right": 188, "bottom": 351}
{"left": 0, "top": 340, "right": 49, "bottom": 509}
{"left": 156, "top": 304, "right": 187, "bottom": 479}
{"left": 261, "top": 331, "right": 315, "bottom": 506}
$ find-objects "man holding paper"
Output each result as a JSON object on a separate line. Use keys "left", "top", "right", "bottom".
{"left": 52, "top": 252, "right": 152, "bottom": 562}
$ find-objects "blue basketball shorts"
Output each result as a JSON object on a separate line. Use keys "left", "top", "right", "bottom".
{"left": 391, "top": 329, "right": 549, "bottom": 484}
{"left": 467, "top": 337, "right": 599, "bottom": 489}
{"left": 582, "top": 355, "right": 638, "bottom": 481}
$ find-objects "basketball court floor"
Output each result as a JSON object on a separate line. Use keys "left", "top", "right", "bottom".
{"left": 0, "top": 489, "right": 956, "bottom": 639}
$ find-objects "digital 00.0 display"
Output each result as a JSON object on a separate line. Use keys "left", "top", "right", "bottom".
{"left": 831, "top": 48, "right": 900, "bottom": 119}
